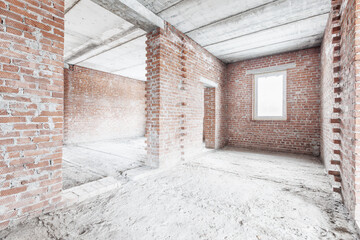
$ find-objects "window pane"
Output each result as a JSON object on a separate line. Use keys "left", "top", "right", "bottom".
{"left": 257, "top": 73, "right": 284, "bottom": 117}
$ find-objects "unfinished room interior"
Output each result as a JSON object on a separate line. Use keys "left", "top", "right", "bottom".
{"left": 3, "top": 0, "right": 360, "bottom": 239}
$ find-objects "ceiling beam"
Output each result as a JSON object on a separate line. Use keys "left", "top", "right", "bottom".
{"left": 65, "top": 0, "right": 81, "bottom": 14}
{"left": 185, "top": 0, "right": 279, "bottom": 35}
{"left": 157, "top": 0, "right": 184, "bottom": 14}
{"left": 187, "top": 0, "right": 330, "bottom": 47}
{"left": 90, "top": 0, "right": 164, "bottom": 32}
{"left": 136, "top": 0, "right": 184, "bottom": 14}
{"left": 66, "top": 28, "right": 145, "bottom": 64}
{"left": 221, "top": 34, "right": 323, "bottom": 63}
{"left": 205, "top": 13, "right": 328, "bottom": 57}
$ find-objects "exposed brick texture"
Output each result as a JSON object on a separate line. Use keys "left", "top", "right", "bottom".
{"left": 338, "top": 0, "right": 357, "bottom": 213}
{"left": 64, "top": 65, "right": 146, "bottom": 144}
{"left": 226, "top": 48, "right": 321, "bottom": 155}
{"left": 321, "top": 0, "right": 360, "bottom": 227}
{"left": 145, "top": 22, "right": 227, "bottom": 167}
{"left": 0, "top": 0, "right": 64, "bottom": 229}
{"left": 355, "top": 0, "right": 360, "bottom": 225}
{"left": 204, "top": 87, "right": 216, "bottom": 148}
{"left": 2, "top": 0, "right": 360, "bottom": 232}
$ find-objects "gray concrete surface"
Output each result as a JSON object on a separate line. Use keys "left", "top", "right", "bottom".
{"left": 2, "top": 147, "right": 358, "bottom": 239}
{"left": 62, "top": 137, "right": 146, "bottom": 189}
{"left": 64, "top": 0, "right": 330, "bottom": 80}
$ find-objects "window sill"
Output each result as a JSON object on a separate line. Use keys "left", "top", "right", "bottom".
{"left": 252, "top": 117, "right": 288, "bottom": 121}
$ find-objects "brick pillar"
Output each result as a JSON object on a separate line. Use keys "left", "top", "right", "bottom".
{"left": 145, "top": 27, "right": 182, "bottom": 168}
{"left": 354, "top": 0, "right": 360, "bottom": 227}
{"left": 0, "top": 0, "right": 64, "bottom": 229}
{"left": 204, "top": 87, "right": 216, "bottom": 148}
{"left": 145, "top": 22, "right": 226, "bottom": 167}
{"left": 145, "top": 29, "right": 161, "bottom": 168}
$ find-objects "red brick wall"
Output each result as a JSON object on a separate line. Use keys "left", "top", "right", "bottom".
{"left": 204, "top": 87, "right": 216, "bottom": 148}
{"left": 226, "top": 48, "right": 321, "bottom": 155}
{"left": 0, "top": 0, "right": 64, "bottom": 229}
{"left": 321, "top": 0, "right": 360, "bottom": 227}
{"left": 354, "top": 0, "right": 360, "bottom": 225}
{"left": 145, "top": 22, "right": 227, "bottom": 167}
{"left": 64, "top": 65, "right": 146, "bottom": 144}
{"left": 337, "top": 1, "right": 357, "bottom": 215}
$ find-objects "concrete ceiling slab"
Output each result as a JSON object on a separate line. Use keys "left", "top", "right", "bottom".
{"left": 222, "top": 35, "right": 323, "bottom": 62}
{"left": 65, "top": 0, "right": 80, "bottom": 13}
{"left": 187, "top": 0, "right": 330, "bottom": 47}
{"left": 139, "top": 0, "right": 330, "bottom": 63}
{"left": 158, "top": 0, "right": 277, "bottom": 33}
{"left": 219, "top": 35, "right": 323, "bottom": 63}
{"left": 65, "top": 0, "right": 331, "bottom": 80}
{"left": 65, "top": 0, "right": 135, "bottom": 58}
{"left": 77, "top": 35, "right": 147, "bottom": 81}
{"left": 90, "top": 0, "right": 164, "bottom": 32}
{"left": 113, "top": 64, "right": 147, "bottom": 81}
{"left": 207, "top": 14, "right": 328, "bottom": 61}
{"left": 136, "top": 0, "right": 183, "bottom": 13}
{"left": 65, "top": 0, "right": 148, "bottom": 80}
{"left": 67, "top": 27, "right": 145, "bottom": 65}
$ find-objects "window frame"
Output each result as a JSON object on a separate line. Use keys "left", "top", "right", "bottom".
{"left": 252, "top": 70, "right": 287, "bottom": 121}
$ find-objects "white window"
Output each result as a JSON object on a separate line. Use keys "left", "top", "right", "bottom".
{"left": 253, "top": 71, "right": 287, "bottom": 120}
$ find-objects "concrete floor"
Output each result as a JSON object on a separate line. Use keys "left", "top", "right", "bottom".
{"left": 62, "top": 137, "right": 146, "bottom": 189}
{"left": 1, "top": 148, "right": 359, "bottom": 239}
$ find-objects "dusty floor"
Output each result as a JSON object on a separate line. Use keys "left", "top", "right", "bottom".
{"left": 62, "top": 137, "right": 146, "bottom": 189}
{"left": 1, "top": 147, "right": 359, "bottom": 240}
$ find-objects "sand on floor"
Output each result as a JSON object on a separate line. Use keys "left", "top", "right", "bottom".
{"left": 62, "top": 137, "right": 146, "bottom": 189}
{"left": 1, "top": 147, "right": 359, "bottom": 240}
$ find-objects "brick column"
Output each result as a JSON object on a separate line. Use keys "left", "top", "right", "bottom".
{"left": 354, "top": 0, "right": 360, "bottom": 227}
{"left": 145, "top": 22, "right": 226, "bottom": 168}
{"left": 145, "top": 27, "right": 182, "bottom": 168}
{"left": 145, "top": 29, "right": 161, "bottom": 167}
{"left": 0, "top": 0, "right": 64, "bottom": 229}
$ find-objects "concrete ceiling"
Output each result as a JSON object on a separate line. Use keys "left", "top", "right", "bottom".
{"left": 64, "top": 0, "right": 331, "bottom": 81}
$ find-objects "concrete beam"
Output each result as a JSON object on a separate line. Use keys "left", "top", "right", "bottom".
{"left": 65, "top": 27, "right": 145, "bottom": 64}
{"left": 90, "top": 0, "right": 164, "bottom": 32}
{"left": 200, "top": 77, "right": 218, "bottom": 88}
{"left": 158, "top": 0, "right": 277, "bottom": 33}
{"left": 221, "top": 34, "right": 323, "bottom": 63}
{"left": 206, "top": 14, "right": 328, "bottom": 59}
{"left": 65, "top": 0, "right": 81, "bottom": 14}
{"left": 246, "top": 63, "right": 296, "bottom": 75}
{"left": 187, "top": 0, "right": 330, "bottom": 47}
{"left": 77, "top": 35, "right": 147, "bottom": 81}
{"left": 136, "top": 0, "right": 184, "bottom": 14}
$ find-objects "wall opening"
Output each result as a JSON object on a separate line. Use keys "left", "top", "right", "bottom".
{"left": 253, "top": 71, "right": 287, "bottom": 121}
{"left": 204, "top": 87, "right": 216, "bottom": 149}
{"left": 62, "top": 65, "right": 147, "bottom": 190}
